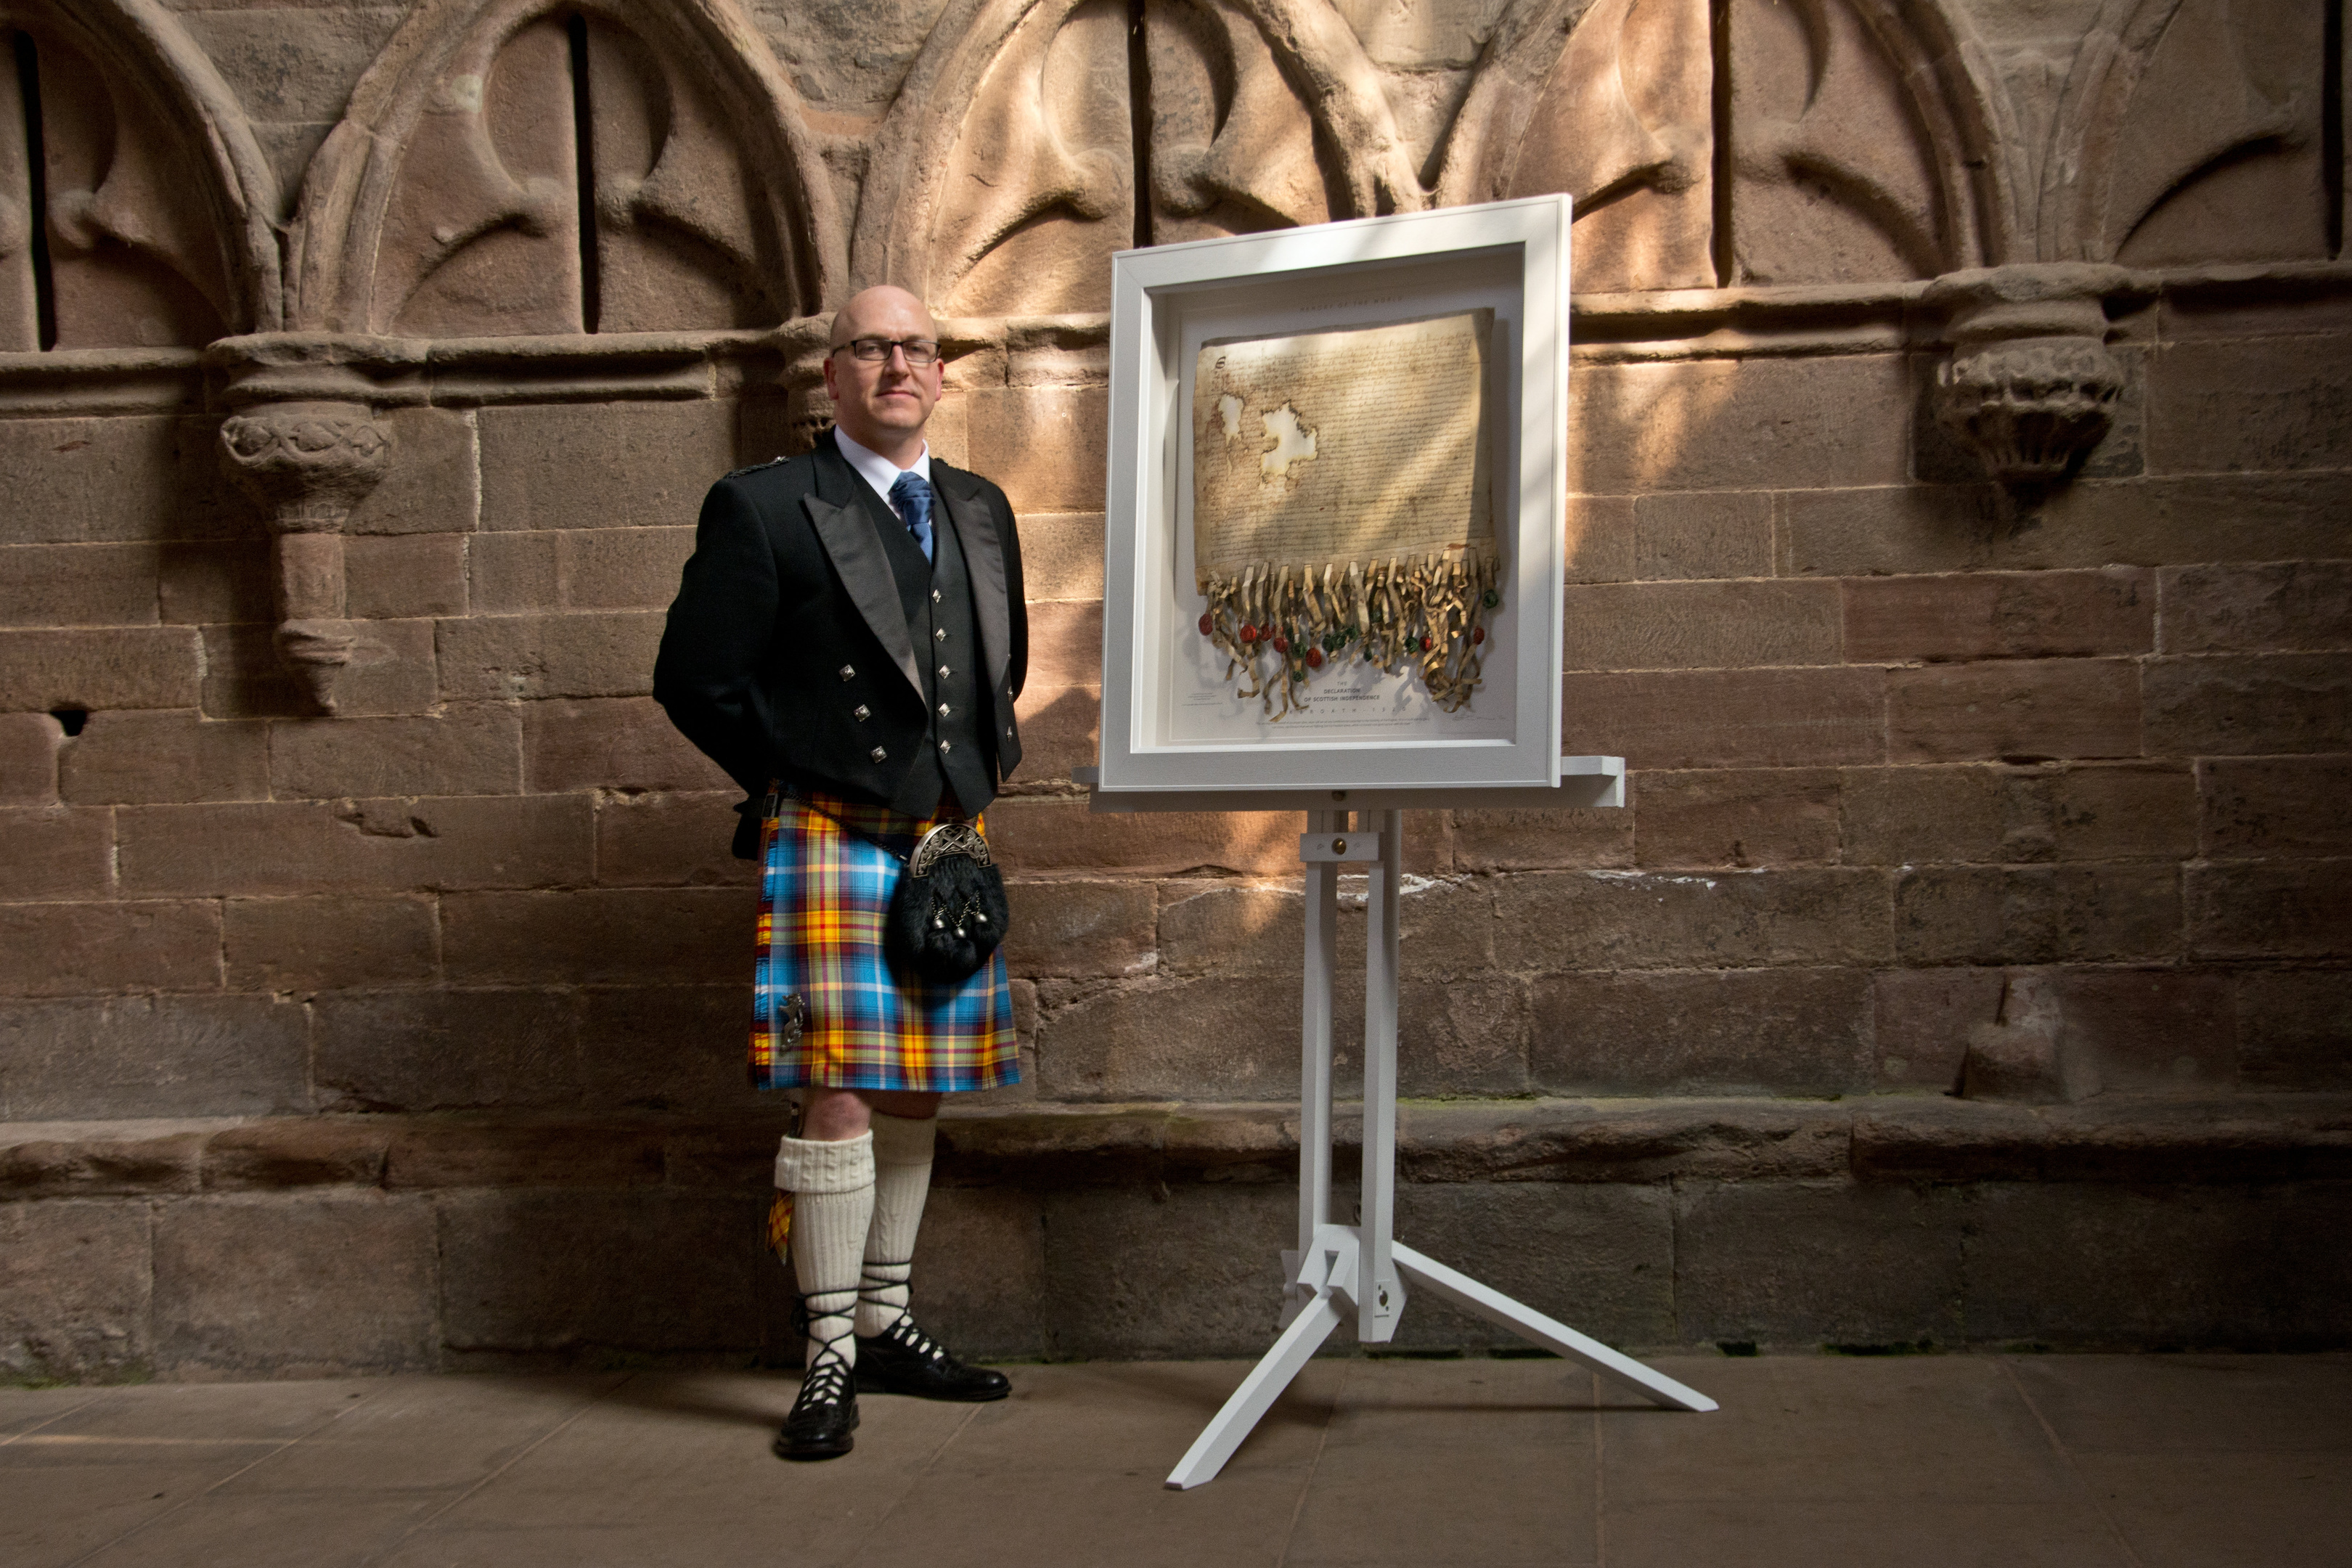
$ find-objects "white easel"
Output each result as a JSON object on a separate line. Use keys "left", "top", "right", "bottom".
{"left": 1080, "top": 760, "right": 1717, "bottom": 1489}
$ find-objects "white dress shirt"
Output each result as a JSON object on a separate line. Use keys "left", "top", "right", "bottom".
{"left": 833, "top": 428, "right": 933, "bottom": 521}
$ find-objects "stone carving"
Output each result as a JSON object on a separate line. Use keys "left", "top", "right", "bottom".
{"left": 0, "top": 0, "right": 280, "bottom": 348}
{"left": 288, "top": 0, "right": 839, "bottom": 335}
{"left": 1960, "top": 972, "right": 2100, "bottom": 1103}
{"left": 216, "top": 400, "right": 393, "bottom": 714}
{"left": 854, "top": 0, "right": 1420, "bottom": 311}
{"left": 1927, "top": 262, "right": 2128, "bottom": 485}
{"left": 2040, "top": 0, "right": 2329, "bottom": 266}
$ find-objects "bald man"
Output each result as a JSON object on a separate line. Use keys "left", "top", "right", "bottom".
{"left": 655, "top": 287, "right": 1027, "bottom": 1459}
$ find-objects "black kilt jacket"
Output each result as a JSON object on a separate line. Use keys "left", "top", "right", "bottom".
{"left": 652, "top": 430, "right": 1027, "bottom": 857}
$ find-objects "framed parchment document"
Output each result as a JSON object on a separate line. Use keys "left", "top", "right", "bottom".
{"left": 1098, "top": 196, "right": 1571, "bottom": 793}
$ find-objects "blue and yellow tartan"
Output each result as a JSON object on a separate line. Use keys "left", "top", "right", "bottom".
{"left": 750, "top": 788, "right": 1018, "bottom": 1093}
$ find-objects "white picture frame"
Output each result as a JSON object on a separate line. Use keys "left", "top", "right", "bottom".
{"left": 1098, "top": 195, "right": 1572, "bottom": 794}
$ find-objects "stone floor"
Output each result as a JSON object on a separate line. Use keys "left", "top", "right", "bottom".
{"left": 2, "top": 1353, "right": 2347, "bottom": 1567}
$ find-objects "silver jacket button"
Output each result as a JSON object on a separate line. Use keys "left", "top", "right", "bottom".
{"left": 870, "top": 746, "right": 888, "bottom": 763}
{"left": 934, "top": 627, "right": 947, "bottom": 642}
{"left": 937, "top": 739, "right": 952, "bottom": 753}
{"left": 854, "top": 705, "right": 870, "bottom": 722}
{"left": 937, "top": 664, "right": 950, "bottom": 678}
{"left": 931, "top": 588, "right": 942, "bottom": 603}
{"left": 937, "top": 703, "right": 951, "bottom": 716}
{"left": 838, "top": 664, "right": 855, "bottom": 681}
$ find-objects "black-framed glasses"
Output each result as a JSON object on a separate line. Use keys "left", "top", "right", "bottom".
{"left": 836, "top": 336, "right": 941, "bottom": 367}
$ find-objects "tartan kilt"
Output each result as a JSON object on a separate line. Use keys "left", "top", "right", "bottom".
{"left": 750, "top": 788, "right": 1018, "bottom": 1093}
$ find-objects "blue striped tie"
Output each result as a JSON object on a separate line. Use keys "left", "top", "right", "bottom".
{"left": 889, "top": 470, "right": 935, "bottom": 563}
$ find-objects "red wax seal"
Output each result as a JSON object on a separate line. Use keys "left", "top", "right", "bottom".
{"left": 1272, "top": 634, "right": 1289, "bottom": 654}
{"left": 1420, "top": 636, "right": 1432, "bottom": 651}
{"left": 1239, "top": 624, "right": 1257, "bottom": 643}
{"left": 1306, "top": 646, "right": 1324, "bottom": 669}
{"left": 1198, "top": 613, "right": 1212, "bottom": 636}
{"left": 1471, "top": 626, "right": 1485, "bottom": 645}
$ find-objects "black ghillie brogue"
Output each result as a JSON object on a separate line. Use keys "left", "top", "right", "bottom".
{"left": 774, "top": 1354, "right": 859, "bottom": 1460}
{"left": 854, "top": 1315, "right": 1010, "bottom": 1402}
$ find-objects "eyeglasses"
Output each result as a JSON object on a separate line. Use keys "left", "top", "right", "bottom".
{"left": 836, "top": 336, "right": 942, "bottom": 367}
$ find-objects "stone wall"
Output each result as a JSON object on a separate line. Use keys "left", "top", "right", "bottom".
{"left": 1, "top": 0, "right": 2348, "bottom": 1380}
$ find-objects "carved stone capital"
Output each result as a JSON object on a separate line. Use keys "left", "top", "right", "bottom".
{"left": 217, "top": 401, "right": 393, "bottom": 532}
{"left": 1926, "top": 264, "right": 2131, "bottom": 486}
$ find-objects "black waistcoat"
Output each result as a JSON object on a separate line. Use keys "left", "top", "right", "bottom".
{"left": 859, "top": 478, "right": 998, "bottom": 816}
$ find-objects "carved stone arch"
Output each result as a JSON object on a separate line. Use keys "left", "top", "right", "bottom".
{"left": 852, "top": 0, "right": 1423, "bottom": 317}
{"left": 0, "top": 0, "right": 279, "bottom": 347}
{"left": 1435, "top": 0, "right": 2013, "bottom": 290}
{"left": 288, "top": 0, "right": 841, "bottom": 335}
{"left": 2041, "top": 0, "right": 2330, "bottom": 265}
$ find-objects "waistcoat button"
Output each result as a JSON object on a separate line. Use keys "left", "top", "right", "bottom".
{"left": 853, "top": 705, "right": 870, "bottom": 722}
{"left": 870, "top": 746, "right": 887, "bottom": 763}
{"left": 838, "top": 664, "right": 855, "bottom": 681}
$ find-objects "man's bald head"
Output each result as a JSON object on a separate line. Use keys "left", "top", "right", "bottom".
{"left": 830, "top": 285, "right": 938, "bottom": 349}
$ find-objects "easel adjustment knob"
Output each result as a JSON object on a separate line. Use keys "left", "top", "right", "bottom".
{"left": 1299, "top": 832, "right": 1379, "bottom": 862}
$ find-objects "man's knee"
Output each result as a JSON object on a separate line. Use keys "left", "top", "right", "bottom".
{"left": 799, "top": 1086, "right": 941, "bottom": 1141}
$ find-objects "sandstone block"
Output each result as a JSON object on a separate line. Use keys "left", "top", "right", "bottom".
{"left": 269, "top": 706, "right": 524, "bottom": 800}
{"left": 1564, "top": 494, "right": 1636, "bottom": 583}
{"left": 154, "top": 1194, "right": 436, "bottom": 1375}
{"left": 0, "top": 995, "right": 308, "bottom": 1118}
{"left": 438, "top": 1189, "right": 764, "bottom": 1354}
{"left": 2198, "top": 756, "right": 2352, "bottom": 857}
{"left": 179, "top": 5, "right": 409, "bottom": 122}
{"left": 1034, "top": 973, "right": 1310, "bottom": 1101}
{"left": 2144, "top": 653, "right": 2352, "bottom": 757}
{"left": 117, "top": 796, "right": 594, "bottom": 897}
{"left": 964, "top": 385, "right": 1109, "bottom": 514}
{"left": 1026, "top": 598, "right": 1104, "bottom": 689}
{"left": 1003, "top": 880, "right": 1156, "bottom": 979}
{"left": 1893, "top": 865, "right": 2181, "bottom": 965}
{"left": 0, "top": 807, "right": 112, "bottom": 899}
{"left": 1398, "top": 975, "right": 1530, "bottom": 1097}
{"left": 1871, "top": 966, "right": 2002, "bottom": 1092}
{"left": 1157, "top": 883, "right": 1306, "bottom": 978}
{"left": 343, "top": 407, "right": 483, "bottom": 536}
{"left": 2148, "top": 334, "right": 2352, "bottom": 475}
{"left": 346, "top": 534, "right": 467, "bottom": 619}
{"left": 2052, "top": 968, "right": 2235, "bottom": 1094}
{"left": 0, "top": 1201, "right": 151, "bottom": 1381}
{"left": 0, "top": 415, "right": 178, "bottom": 544}
{"left": 158, "top": 542, "right": 272, "bottom": 626}
{"left": 2188, "top": 862, "right": 2352, "bottom": 960}
{"left": 436, "top": 612, "right": 665, "bottom": 701}
{"left": 1494, "top": 868, "right": 1892, "bottom": 971}
{"left": 2234, "top": 970, "right": 2352, "bottom": 1089}
{"left": 1962, "top": 1183, "right": 2352, "bottom": 1346}
{"left": 560, "top": 527, "right": 696, "bottom": 610}
{"left": 2159, "top": 562, "right": 2352, "bottom": 656}
{"left": 0, "top": 712, "right": 59, "bottom": 804}
{"left": 0, "top": 627, "right": 202, "bottom": 711}
{"left": 479, "top": 401, "right": 733, "bottom": 534}
{"left": 1569, "top": 354, "right": 1909, "bottom": 495}
{"left": 0, "top": 901, "right": 221, "bottom": 997}
{"left": 1633, "top": 491, "right": 1772, "bottom": 581}
{"left": 1782, "top": 474, "right": 2352, "bottom": 578}
{"left": 440, "top": 887, "right": 756, "bottom": 985}
{"left": 1450, "top": 805, "right": 1635, "bottom": 872}
{"left": 311, "top": 988, "right": 583, "bottom": 1115}
{"left": 1007, "top": 682, "right": 1100, "bottom": 784}
{"left": 0, "top": 1129, "right": 203, "bottom": 1200}
{"left": 467, "top": 531, "right": 560, "bottom": 613}
{"left": 1019, "top": 513, "right": 1107, "bottom": 602}
{"left": 224, "top": 897, "right": 440, "bottom": 992}
{"left": 1634, "top": 768, "right": 1840, "bottom": 868}
{"left": 1842, "top": 763, "right": 2194, "bottom": 865}
{"left": 1675, "top": 1180, "right": 1967, "bottom": 1347}
{"left": 523, "top": 697, "right": 733, "bottom": 793}
{"left": 888, "top": 1187, "right": 1050, "bottom": 1359}
{"left": 988, "top": 797, "right": 1303, "bottom": 875}
{"left": 388, "top": 1119, "right": 665, "bottom": 1191}
{"left": 1389, "top": 1184, "right": 1675, "bottom": 1351}
{"left": 0, "top": 543, "right": 161, "bottom": 627}
{"left": 1845, "top": 569, "right": 2154, "bottom": 665}
{"left": 1560, "top": 579, "right": 1840, "bottom": 671}
{"left": 1040, "top": 1183, "right": 1294, "bottom": 1357}
{"left": 2043, "top": 763, "right": 2200, "bottom": 860}
{"left": 199, "top": 619, "right": 441, "bottom": 722}
{"left": 59, "top": 709, "right": 269, "bottom": 804}
{"left": 577, "top": 984, "right": 764, "bottom": 1115}
{"left": 203, "top": 1121, "right": 391, "bottom": 1191}
{"left": 1888, "top": 659, "right": 2141, "bottom": 762}
{"left": 595, "top": 791, "right": 757, "bottom": 887}
{"left": 1528, "top": 968, "right": 1872, "bottom": 1096}
{"left": 1561, "top": 667, "right": 1887, "bottom": 769}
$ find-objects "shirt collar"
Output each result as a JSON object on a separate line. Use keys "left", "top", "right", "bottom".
{"left": 833, "top": 427, "right": 931, "bottom": 511}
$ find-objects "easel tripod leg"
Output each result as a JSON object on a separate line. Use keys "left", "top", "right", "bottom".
{"left": 1389, "top": 1242, "right": 1719, "bottom": 1413}
{"left": 1164, "top": 1291, "right": 1346, "bottom": 1490}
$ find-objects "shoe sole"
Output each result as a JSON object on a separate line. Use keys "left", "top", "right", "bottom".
{"left": 854, "top": 1374, "right": 1010, "bottom": 1402}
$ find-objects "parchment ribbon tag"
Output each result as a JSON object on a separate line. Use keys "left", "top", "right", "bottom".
{"left": 1191, "top": 310, "right": 1501, "bottom": 717}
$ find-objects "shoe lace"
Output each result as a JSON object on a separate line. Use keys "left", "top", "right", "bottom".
{"left": 881, "top": 1313, "right": 950, "bottom": 1364}
{"left": 857, "top": 1254, "right": 913, "bottom": 1331}
{"left": 794, "top": 1284, "right": 857, "bottom": 1408}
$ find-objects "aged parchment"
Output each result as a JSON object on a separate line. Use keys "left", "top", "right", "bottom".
{"left": 1191, "top": 309, "right": 1495, "bottom": 581}
{"left": 1185, "top": 310, "right": 1502, "bottom": 717}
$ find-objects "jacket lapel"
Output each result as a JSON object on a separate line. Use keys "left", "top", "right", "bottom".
{"left": 935, "top": 466, "right": 1012, "bottom": 690}
{"left": 803, "top": 435, "right": 923, "bottom": 697}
